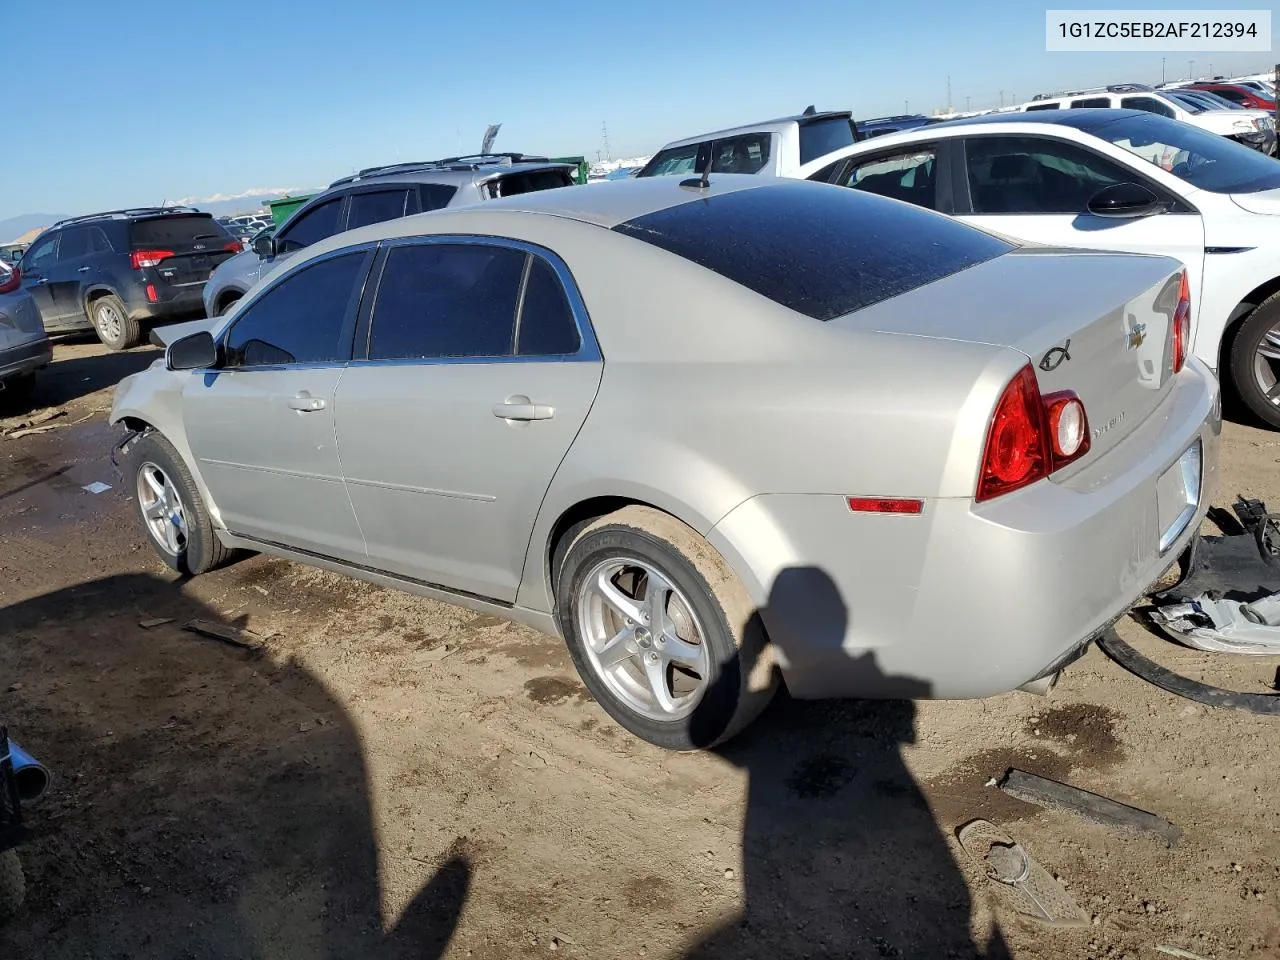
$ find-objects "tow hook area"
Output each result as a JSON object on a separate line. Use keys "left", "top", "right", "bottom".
{"left": 1098, "top": 495, "right": 1280, "bottom": 716}
{"left": 109, "top": 428, "right": 147, "bottom": 479}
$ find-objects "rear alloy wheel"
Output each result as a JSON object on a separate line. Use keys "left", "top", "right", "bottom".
{"left": 90, "top": 294, "right": 141, "bottom": 351}
{"left": 126, "top": 431, "right": 235, "bottom": 575}
{"left": 557, "top": 506, "right": 777, "bottom": 750}
{"left": 1230, "top": 291, "right": 1280, "bottom": 429}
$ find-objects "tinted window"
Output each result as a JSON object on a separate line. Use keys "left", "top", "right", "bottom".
{"left": 419, "top": 184, "right": 458, "bottom": 211}
{"left": 965, "top": 135, "right": 1134, "bottom": 215}
{"left": 709, "top": 134, "right": 770, "bottom": 174}
{"left": 1099, "top": 112, "right": 1280, "bottom": 193}
{"left": 1213, "top": 87, "right": 1248, "bottom": 103}
{"left": 88, "top": 226, "right": 114, "bottom": 253}
{"left": 22, "top": 235, "right": 57, "bottom": 270}
{"left": 1070, "top": 97, "right": 1111, "bottom": 108}
{"left": 57, "top": 227, "right": 91, "bottom": 260}
{"left": 517, "top": 258, "right": 580, "bottom": 356}
{"left": 798, "top": 117, "right": 857, "bottom": 164}
{"left": 638, "top": 143, "right": 700, "bottom": 177}
{"left": 225, "top": 252, "right": 365, "bottom": 367}
{"left": 487, "top": 170, "right": 574, "bottom": 198}
{"left": 131, "top": 215, "right": 231, "bottom": 246}
{"left": 278, "top": 198, "right": 344, "bottom": 252}
{"left": 1025, "top": 102, "right": 1060, "bottom": 111}
{"left": 368, "top": 244, "right": 525, "bottom": 360}
{"left": 612, "top": 182, "right": 1012, "bottom": 322}
{"left": 1120, "top": 96, "right": 1176, "bottom": 118}
{"left": 347, "top": 189, "right": 409, "bottom": 229}
{"left": 842, "top": 147, "right": 937, "bottom": 210}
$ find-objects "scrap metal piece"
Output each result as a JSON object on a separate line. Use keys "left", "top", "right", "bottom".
{"left": 956, "top": 819, "right": 1090, "bottom": 927}
{"left": 997, "top": 769, "right": 1181, "bottom": 847}
{"left": 1151, "top": 591, "right": 1280, "bottom": 655}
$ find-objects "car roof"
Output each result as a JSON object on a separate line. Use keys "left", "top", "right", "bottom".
{"left": 926, "top": 107, "right": 1150, "bottom": 133}
{"left": 656, "top": 111, "right": 852, "bottom": 150}
{"left": 326, "top": 158, "right": 574, "bottom": 189}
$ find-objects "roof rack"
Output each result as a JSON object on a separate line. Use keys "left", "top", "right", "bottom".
{"left": 1105, "top": 82, "right": 1154, "bottom": 93}
{"left": 50, "top": 206, "right": 202, "bottom": 229}
{"left": 328, "top": 153, "right": 556, "bottom": 187}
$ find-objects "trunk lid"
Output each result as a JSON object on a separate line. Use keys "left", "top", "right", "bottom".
{"left": 129, "top": 215, "right": 240, "bottom": 286}
{"left": 831, "top": 247, "right": 1184, "bottom": 464}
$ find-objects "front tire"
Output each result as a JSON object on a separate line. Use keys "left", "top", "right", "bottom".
{"left": 125, "top": 431, "right": 234, "bottom": 575}
{"left": 90, "top": 294, "right": 141, "bottom": 351}
{"left": 1228, "top": 291, "right": 1280, "bottom": 429}
{"left": 556, "top": 506, "right": 777, "bottom": 750}
{"left": 217, "top": 294, "right": 241, "bottom": 316}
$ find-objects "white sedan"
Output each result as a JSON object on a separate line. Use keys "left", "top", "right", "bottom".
{"left": 809, "top": 109, "right": 1280, "bottom": 427}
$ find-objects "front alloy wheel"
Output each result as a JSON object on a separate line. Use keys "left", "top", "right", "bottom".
{"left": 137, "top": 461, "right": 189, "bottom": 557}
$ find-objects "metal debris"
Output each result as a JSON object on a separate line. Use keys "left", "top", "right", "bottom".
{"left": 998, "top": 769, "right": 1181, "bottom": 847}
{"left": 1151, "top": 591, "right": 1280, "bottom": 655}
{"left": 957, "top": 819, "right": 1089, "bottom": 927}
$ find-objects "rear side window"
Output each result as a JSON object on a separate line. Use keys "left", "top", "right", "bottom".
{"left": 131, "top": 216, "right": 231, "bottom": 246}
{"left": 56, "top": 227, "right": 91, "bottom": 260}
{"left": 708, "top": 134, "right": 771, "bottom": 174}
{"left": 419, "top": 184, "right": 458, "bottom": 211}
{"left": 841, "top": 147, "right": 938, "bottom": 210}
{"left": 486, "top": 170, "right": 574, "bottom": 198}
{"left": 278, "top": 198, "right": 344, "bottom": 253}
{"left": 1070, "top": 97, "right": 1111, "bottom": 108}
{"left": 612, "top": 182, "right": 1012, "bottom": 321}
{"left": 368, "top": 244, "right": 526, "bottom": 359}
{"left": 798, "top": 117, "right": 857, "bottom": 164}
{"left": 517, "top": 258, "right": 580, "bottom": 356}
{"left": 225, "top": 252, "right": 366, "bottom": 367}
{"left": 347, "top": 189, "right": 410, "bottom": 229}
{"left": 1025, "top": 102, "right": 1060, "bottom": 111}
{"left": 1120, "top": 95, "right": 1176, "bottom": 118}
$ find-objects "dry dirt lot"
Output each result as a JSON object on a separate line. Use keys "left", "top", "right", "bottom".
{"left": 1, "top": 341, "right": 1279, "bottom": 960}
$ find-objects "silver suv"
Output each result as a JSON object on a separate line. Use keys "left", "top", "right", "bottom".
{"left": 203, "top": 154, "right": 577, "bottom": 317}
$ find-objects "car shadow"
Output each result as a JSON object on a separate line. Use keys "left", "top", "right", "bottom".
{"left": 23, "top": 345, "right": 160, "bottom": 411}
{"left": 0, "top": 573, "right": 468, "bottom": 960}
{"left": 682, "top": 566, "right": 1011, "bottom": 959}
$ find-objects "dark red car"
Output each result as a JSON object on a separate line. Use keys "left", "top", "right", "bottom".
{"left": 1187, "top": 82, "right": 1276, "bottom": 110}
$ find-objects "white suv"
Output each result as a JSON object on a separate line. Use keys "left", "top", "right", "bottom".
{"left": 1018, "top": 84, "right": 1272, "bottom": 152}
{"left": 635, "top": 108, "right": 861, "bottom": 180}
{"left": 807, "top": 109, "right": 1280, "bottom": 427}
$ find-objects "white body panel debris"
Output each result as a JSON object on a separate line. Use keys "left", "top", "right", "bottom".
{"left": 1152, "top": 590, "right": 1280, "bottom": 654}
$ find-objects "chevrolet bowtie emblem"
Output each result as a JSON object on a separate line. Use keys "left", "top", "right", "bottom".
{"left": 1127, "top": 322, "right": 1147, "bottom": 350}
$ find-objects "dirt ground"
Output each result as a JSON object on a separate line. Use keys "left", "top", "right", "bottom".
{"left": 2, "top": 340, "right": 1279, "bottom": 960}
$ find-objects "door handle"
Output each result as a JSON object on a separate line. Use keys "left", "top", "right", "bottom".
{"left": 492, "top": 395, "right": 554, "bottom": 421}
{"left": 77, "top": 266, "right": 91, "bottom": 273}
{"left": 287, "top": 391, "right": 326, "bottom": 413}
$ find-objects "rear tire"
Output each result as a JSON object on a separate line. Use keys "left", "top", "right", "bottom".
{"left": 1228, "top": 291, "right": 1280, "bottom": 429}
{"left": 556, "top": 506, "right": 777, "bottom": 750}
{"left": 125, "top": 431, "right": 235, "bottom": 575}
{"left": 90, "top": 294, "right": 141, "bottom": 351}
{"left": 217, "top": 295, "right": 241, "bottom": 316}
{"left": 0, "top": 850, "right": 25, "bottom": 924}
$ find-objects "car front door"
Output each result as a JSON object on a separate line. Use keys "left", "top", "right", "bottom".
{"left": 333, "top": 239, "right": 603, "bottom": 603}
{"left": 17, "top": 233, "right": 64, "bottom": 326}
{"left": 181, "top": 247, "right": 374, "bottom": 561}
{"left": 956, "top": 133, "right": 1206, "bottom": 327}
{"left": 251, "top": 194, "right": 348, "bottom": 287}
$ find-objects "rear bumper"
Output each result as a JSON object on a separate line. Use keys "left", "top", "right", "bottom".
{"left": 707, "top": 358, "right": 1221, "bottom": 700}
{"left": 127, "top": 283, "right": 208, "bottom": 324}
{"left": 0, "top": 336, "right": 53, "bottom": 381}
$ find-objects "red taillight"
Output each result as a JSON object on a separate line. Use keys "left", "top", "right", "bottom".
{"left": 0, "top": 267, "right": 19, "bottom": 294}
{"left": 130, "top": 248, "right": 174, "bottom": 270}
{"left": 977, "top": 365, "right": 1049, "bottom": 502}
{"left": 976, "top": 366, "right": 1092, "bottom": 502}
{"left": 846, "top": 497, "right": 924, "bottom": 515}
{"left": 145, "top": 284, "right": 158, "bottom": 303}
{"left": 224, "top": 240, "right": 243, "bottom": 253}
{"left": 1171, "top": 270, "right": 1191, "bottom": 375}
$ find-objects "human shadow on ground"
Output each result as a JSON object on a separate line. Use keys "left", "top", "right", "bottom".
{"left": 683, "top": 566, "right": 1011, "bottom": 959}
{"left": 0, "top": 573, "right": 467, "bottom": 960}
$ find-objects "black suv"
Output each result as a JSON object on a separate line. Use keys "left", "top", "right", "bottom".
{"left": 17, "top": 208, "right": 241, "bottom": 350}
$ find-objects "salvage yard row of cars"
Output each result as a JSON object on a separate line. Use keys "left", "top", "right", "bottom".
{"left": 6, "top": 89, "right": 1276, "bottom": 747}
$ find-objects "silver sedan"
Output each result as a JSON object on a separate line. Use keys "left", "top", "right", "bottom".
{"left": 110, "top": 175, "right": 1220, "bottom": 749}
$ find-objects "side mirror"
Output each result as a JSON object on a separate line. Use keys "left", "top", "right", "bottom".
{"left": 252, "top": 234, "right": 276, "bottom": 257}
{"left": 1087, "top": 182, "right": 1165, "bottom": 218}
{"left": 166, "top": 331, "right": 220, "bottom": 371}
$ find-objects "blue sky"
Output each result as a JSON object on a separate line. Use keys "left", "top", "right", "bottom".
{"left": 2, "top": 0, "right": 1274, "bottom": 220}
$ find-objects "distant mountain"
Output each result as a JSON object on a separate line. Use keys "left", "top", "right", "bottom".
{"left": 0, "top": 213, "right": 70, "bottom": 243}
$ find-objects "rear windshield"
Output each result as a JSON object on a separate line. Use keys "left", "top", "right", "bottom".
{"left": 130, "top": 215, "right": 232, "bottom": 246}
{"left": 612, "top": 181, "right": 1013, "bottom": 321}
{"left": 798, "top": 117, "right": 858, "bottom": 164}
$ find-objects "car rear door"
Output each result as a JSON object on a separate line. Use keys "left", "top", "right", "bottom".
{"left": 333, "top": 238, "right": 602, "bottom": 603}
{"left": 955, "top": 133, "right": 1207, "bottom": 329}
{"left": 48, "top": 226, "right": 92, "bottom": 322}
{"left": 345, "top": 187, "right": 416, "bottom": 230}
{"left": 827, "top": 141, "right": 953, "bottom": 212}
{"left": 181, "top": 247, "right": 374, "bottom": 561}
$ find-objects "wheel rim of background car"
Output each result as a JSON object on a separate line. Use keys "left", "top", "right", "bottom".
{"left": 576, "top": 558, "right": 712, "bottom": 722}
{"left": 136, "top": 462, "right": 188, "bottom": 556}
{"left": 1254, "top": 321, "right": 1280, "bottom": 405}
{"left": 95, "top": 302, "right": 124, "bottom": 342}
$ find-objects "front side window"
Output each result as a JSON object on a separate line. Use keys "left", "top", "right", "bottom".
{"left": 964, "top": 135, "right": 1133, "bottom": 214}
{"left": 277, "top": 198, "right": 344, "bottom": 253}
{"left": 347, "top": 189, "right": 410, "bottom": 230}
{"left": 639, "top": 143, "right": 700, "bottom": 177}
{"left": 1120, "top": 96, "right": 1176, "bottom": 118}
{"left": 368, "top": 244, "right": 526, "bottom": 360}
{"left": 842, "top": 147, "right": 938, "bottom": 210}
{"left": 225, "top": 252, "right": 366, "bottom": 367}
{"left": 22, "top": 234, "right": 58, "bottom": 270}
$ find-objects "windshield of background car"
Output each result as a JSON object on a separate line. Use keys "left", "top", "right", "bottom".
{"left": 798, "top": 117, "right": 857, "bottom": 164}
{"left": 1096, "top": 113, "right": 1280, "bottom": 193}
{"left": 612, "top": 181, "right": 1013, "bottom": 321}
{"left": 131, "top": 216, "right": 233, "bottom": 246}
